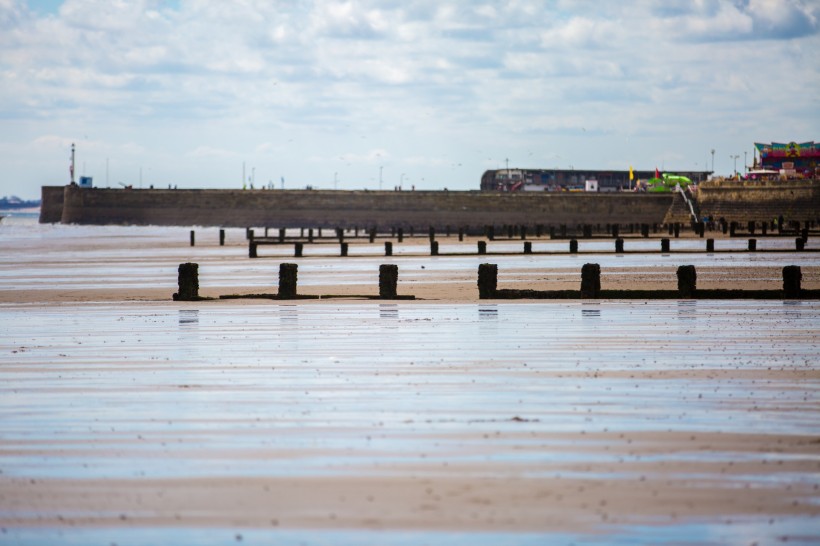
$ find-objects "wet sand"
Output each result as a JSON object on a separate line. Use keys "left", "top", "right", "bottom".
{"left": 1, "top": 221, "right": 819, "bottom": 544}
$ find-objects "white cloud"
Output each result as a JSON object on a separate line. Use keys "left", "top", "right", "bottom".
{"left": 0, "top": 0, "right": 818, "bottom": 198}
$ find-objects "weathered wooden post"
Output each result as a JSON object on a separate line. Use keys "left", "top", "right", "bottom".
{"left": 560, "top": 224, "right": 567, "bottom": 237}
{"left": 279, "top": 228, "right": 285, "bottom": 243}
{"left": 294, "top": 242, "right": 303, "bottom": 257}
{"left": 477, "top": 263, "right": 498, "bottom": 299}
{"left": 520, "top": 226, "right": 527, "bottom": 240}
{"left": 190, "top": 230, "right": 195, "bottom": 246}
{"left": 369, "top": 227, "right": 376, "bottom": 243}
{"left": 397, "top": 228, "right": 404, "bottom": 243}
{"left": 219, "top": 229, "right": 225, "bottom": 246}
{"left": 661, "top": 238, "right": 670, "bottom": 253}
{"left": 796, "top": 237, "right": 805, "bottom": 251}
{"left": 429, "top": 226, "right": 436, "bottom": 242}
{"left": 340, "top": 242, "right": 348, "bottom": 257}
{"left": 308, "top": 229, "right": 314, "bottom": 243}
{"left": 487, "top": 225, "right": 495, "bottom": 240}
{"left": 278, "top": 263, "right": 298, "bottom": 299}
{"left": 761, "top": 223, "right": 768, "bottom": 236}
{"left": 379, "top": 264, "right": 398, "bottom": 299}
{"left": 248, "top": 229, "right": 254, "bottom": 241}
{"left": 583, "top": 225, "right": 592, "bottom": 239}
{"left": 673, "top": 223, "right": 680, "bottom": 238}
{"left": 569, "top": 239, "right": 578, "bottom": 254}
{"left": 549, "top": 226, "right": 556, "bottom": 239}
{"left": 580, "top": 263, "right": 601, "bottom": 298}
{"left": 336, "top": 227, "right": 344, "bottom": 242}
{"left": 698, "top": 222, "right": 705, "bottom": 238}
{"left": 783, "top": 265, "right": 802, "bottom": 299}
{"left": 523, "top": 241, "right": 532, "bottom": 254}
{"left": 612, "top": 224, "right": 619, "bottom": 239}
{"left": 458, "top": 228, "right": 464, "bottom": 242}
{"left": 507, "top": 225, "right": 514, "bottom": 239}
{"left": 677, "top": 265, "right": 697, "bottom": 298}
{"left": 748, "top": 220, "right": 756, "bottom": 235}
{"left": 615, "top": 238, "right": 624, "bottom": 253}
{"left": 385, "top": 241, "right": 393, "bottom": 256}
{"left": 430, "top": 241, "right": 439, "bottom": 256}
{"left": 706, "top": 238, "right": 714, "bottom": 252}
{"left": 641, "top": 224, "right": 649, "bottom": 238}
{"left": 667, "top": 223, "right": 674, "bottom": 235}
{"left": 249, "top": 242, "right": 258, "bottom": 258}
{"left": 801, "top": 227, "right": 809, "bottom": 242}
{"left": 536, "top": 225, "right": 543, "bottom": 237}
{"left": 729, "top": 222, "right": 737, "bottom": 237}
{"left": 173, "top": 262, "right": 199, "bottom": 301}
{"left": 477, "top": 240, "right": 487, "bottom": 255}
{"left": 748, "top": 238, "right": 757, "bottom": 251}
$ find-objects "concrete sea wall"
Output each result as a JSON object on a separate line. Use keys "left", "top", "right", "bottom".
{"left": 39, "top": 186, "right": 65, "bottom": 224}
{"left": 696, "top": 180, "right": 820, "bottom": 223}
{"left": 52, "top": 185, "right": 675, "bottom": 228}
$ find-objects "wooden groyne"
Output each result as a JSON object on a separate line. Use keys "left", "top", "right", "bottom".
{"left": 477, "top": 263, "right": 820, "bottom": 300}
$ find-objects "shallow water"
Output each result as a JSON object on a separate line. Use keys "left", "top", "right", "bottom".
{"left": 1, "top": 220, "right": 819, "bottom": 544}
{"left": 1, "top": 301, "right": 819, "bottom": 544}
{"left": 1, "top": 221, "right": 818, "bottom": 292}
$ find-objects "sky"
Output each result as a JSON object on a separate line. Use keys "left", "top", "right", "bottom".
{"left": 1, "top": 0, "right": 818, "bottom": 199}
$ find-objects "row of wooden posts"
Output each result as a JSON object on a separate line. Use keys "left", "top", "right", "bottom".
{"left": 189, "top": 218, "right": 818, "bottom": 249}
{"left": 172, "top": 262, "right": 814, "bottom": 301}
{"left": 242, "top": 236, "right": 813, "bottom": 258}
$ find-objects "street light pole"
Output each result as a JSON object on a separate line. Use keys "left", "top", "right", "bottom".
{"left": 730, "top": 154, "right": 739, "bottom": 177}
{"left": 711, "top": 149, "right": 715, "bottom": 173}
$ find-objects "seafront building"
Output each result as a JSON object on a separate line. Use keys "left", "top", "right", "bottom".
{"left": 754, "top": 141, "right": 819, "bottom": 177}
{"left": 480, "top": 168, "right": 711, "bottom": 192}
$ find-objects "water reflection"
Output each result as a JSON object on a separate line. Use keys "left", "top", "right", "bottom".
{"left": 178, "top": 309, "right": 199, "bottom": 327}
{"left": 280, "top": 305, "right": 298, "bottom": 325}
{"left": 677, "top": 300, "right": 696, "bottom": 321}
{"left": 581, "top": 304, "right": 600, "bottom": 318}
{"left": 782, "top": 300, "right": 803, "bottom": 320}
{"left": 379, "top": 304, "right": 398, "bottom": 320}
{"left": 478, "top": 305, "right": 498, "bottom": 320}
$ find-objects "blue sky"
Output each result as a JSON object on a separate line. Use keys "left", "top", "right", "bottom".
{"left": 1, "top": 0, "right": 818, "bottom": 199}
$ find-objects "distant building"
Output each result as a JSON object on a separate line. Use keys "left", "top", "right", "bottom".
{"left": 480, "top": 168, "right": 711, "bottom": 192}
{"left": 754, "top": 141, "right": 819, "bottom": 177}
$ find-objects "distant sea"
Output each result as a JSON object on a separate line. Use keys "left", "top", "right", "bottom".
{"left": 0, "top": 207, "right": 39, "bottom": 221}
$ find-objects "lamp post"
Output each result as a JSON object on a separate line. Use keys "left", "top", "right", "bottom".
{"left": 730, "top": 155, "right": 739, "bottom": 177}
{"left": 711, "top": 149, "right": 715, "bottom": 173}
{"left": 744, "top": 151, "right": 747, "bottom": 173}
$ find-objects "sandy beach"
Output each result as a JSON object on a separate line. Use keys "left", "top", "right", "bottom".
{"left": 1, "top": 218, "right": 819, "bottom": 545}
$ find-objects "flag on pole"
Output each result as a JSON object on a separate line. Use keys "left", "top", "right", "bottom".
{"left": 629, "top": 166, "right": 634, "bottom": 181}
{"left": 655, "top": 167, "right": 660, "bottom": 178}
